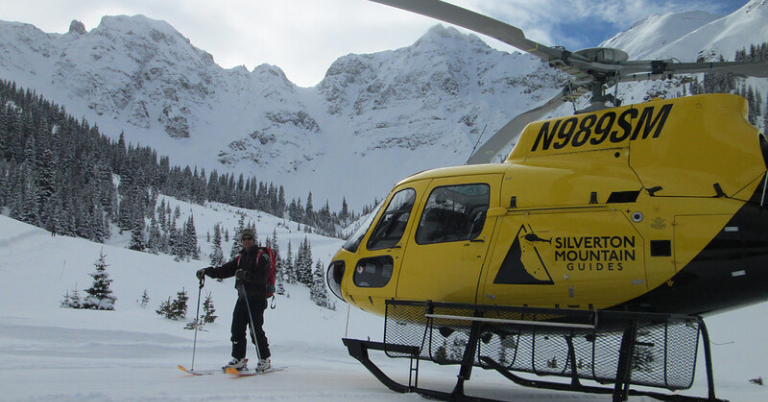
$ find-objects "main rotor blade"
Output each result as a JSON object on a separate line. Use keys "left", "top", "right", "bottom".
{"left": 367, "top": 0, "right": 563, "bottom": 62}
{"left": 618, "top": 60, "right": 768, "bottom": 79}
{"left": 660, "top": 60, "right": 768, "bottom": 78}
{"left": 466, "top": 88, "right": 570, "bottom": 165}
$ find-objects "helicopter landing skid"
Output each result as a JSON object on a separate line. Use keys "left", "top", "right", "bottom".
{"left": 343, "top": 300, "right": 725, "bottom": 402}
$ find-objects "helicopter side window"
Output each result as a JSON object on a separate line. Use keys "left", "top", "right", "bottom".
{"left": 353, "top": 256, "right": 394, "bottom": 288}
{"left": 416, "top": 184, "right": 490, "bottom": 245}
{"left": 367, "top": 188, "right": 416, "bottom": 250}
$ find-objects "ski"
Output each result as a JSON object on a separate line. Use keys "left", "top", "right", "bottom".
{"left": 225, "top": 366, "right": 286, "bottom": 377}
{"left": 178, "top": 359, "right": 249, "bottom": 376}
{"left": 177, "top": 365, "right": 224, "bottom": 376}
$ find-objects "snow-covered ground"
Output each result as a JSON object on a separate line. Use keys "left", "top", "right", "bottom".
{"left": 1, "top": 199, "right": 767, "bottom": 402}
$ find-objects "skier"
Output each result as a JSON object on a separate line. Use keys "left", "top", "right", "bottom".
{"left": 196, "top": 228, "right": 271, "bottom": 371}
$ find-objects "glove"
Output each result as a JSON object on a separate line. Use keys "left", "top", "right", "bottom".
{"left": 235, "top": 269, "right": 248, "bottom": 281}
{"left": 196, "top": 268, "right": 208, "bottom": 280}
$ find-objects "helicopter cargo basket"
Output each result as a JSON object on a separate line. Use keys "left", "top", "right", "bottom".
{"left": 343, "top": 300, "right": 722, "bottom": 402}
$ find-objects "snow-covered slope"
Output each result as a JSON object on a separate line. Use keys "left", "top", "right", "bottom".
{"left": 601, "top": 0, "right": 768, "bottom": 61}
{"left": 600, "top": 11, "right": 720, "bottom": 59}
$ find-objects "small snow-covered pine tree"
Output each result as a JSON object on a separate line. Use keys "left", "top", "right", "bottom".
{"left": 202, "top": 292, "right": 217, "bottom": 324}
{"left": 269, "top": 229, "right": 285, "bottom": 295}
{"left": 156, "top": 297, "right": 175, "bottom": 319}
{"left": 209, "top": 223, "right": 224, "bottom": 266}
{"left": 310, "top": 260, "right": 334, "bottom": 310}
{"left": 285, "top": 240, "right": 296, "bottom": 284}
{"left": 156, "top": 288, "right": 189, "bottom": 321}
{"left": 296, "top": 237, "right": 313, "bottom": 285}
{"left": 185, "top": 292, "right": 217, "bottom": 330}
{"left": 171, "top": 288, "right": 189, "bottom": 319}
{"left": 82, "top": 249, "right": 117, "bottom": 310}
{"left": 128, "top": 225, "right": 146, "bottom": 251}
{"left": 230, "top": 215, "right": 245, "bottom": 258}
{"left": 60, "top": 284, "right": 82, "bottom": 309}
{"left": 184, "top": 214, "right": 199, "bottom": 260}
{"left": 139, "top": 289, "right": 150, "bottom": 309}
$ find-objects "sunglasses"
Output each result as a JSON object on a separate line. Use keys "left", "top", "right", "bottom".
{"left": 241, "top": 236, "right": 254, "bottom": 241}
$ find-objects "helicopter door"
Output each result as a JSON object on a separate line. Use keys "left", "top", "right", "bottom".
{"left": 346, "top": 182, "right": 429, "bottom": 312}
{"left": 396, "top": 175, "right": 501, "bottom": 304}
{"left": 479, "top": 210, "right": 647, "bottom": 309}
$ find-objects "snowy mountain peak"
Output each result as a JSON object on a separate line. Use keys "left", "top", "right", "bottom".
{"left": 601, "top": 0, "right": 768, "bottom": 61}
{"left": 600, "top": 11, "right": 720, "bottom": 59}
{"left": 416, "top": 24, "right": 487, "bottom": 50}
{"left": 744, "top": 0, "right": 768, "bottom": 13}
{"left": 68, "top": 19, "right": 86, "bottom": 35}
{"left": 94, "top": 14, "right": 185, "bottom": 43}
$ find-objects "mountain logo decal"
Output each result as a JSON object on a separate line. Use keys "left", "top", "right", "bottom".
{"left": 493, "top": 224, "right": 554, "bottom": 285}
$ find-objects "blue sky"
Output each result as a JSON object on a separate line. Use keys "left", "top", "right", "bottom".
{"left": 475, "top": 0, "right": 751, "bottom": 51}
{"left": 0, "top": 0, "right": 753, "bottom": 87}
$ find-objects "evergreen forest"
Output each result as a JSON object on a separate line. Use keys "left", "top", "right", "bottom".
{"left": 0, "top": 79, "right": 364, "bottom": 256}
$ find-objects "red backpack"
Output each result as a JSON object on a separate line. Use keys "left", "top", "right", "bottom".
{"left": 257, "top": 247, "right": 277, "bottom": 298}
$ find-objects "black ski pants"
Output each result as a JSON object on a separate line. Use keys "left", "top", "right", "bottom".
{"left": 231, "top": 295, "right": 271, "bottom": 361}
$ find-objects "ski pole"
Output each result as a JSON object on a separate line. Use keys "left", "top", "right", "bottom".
{"left": 191, "top": 276, "right": 204, "bottom": 371}
{"left": 240, "top": 284, "right": 263, "bottom": 363}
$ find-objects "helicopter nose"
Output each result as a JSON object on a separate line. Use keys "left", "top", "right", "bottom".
{"left": 327, "top": 260, "right": 345, "bottom": 301}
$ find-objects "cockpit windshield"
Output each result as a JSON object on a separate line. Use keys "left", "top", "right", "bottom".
{"left": 366, "top": 188, "right": 416, "bottom": 250}
{"left": 341, "top": 200, "right": 385, "bottom": 253}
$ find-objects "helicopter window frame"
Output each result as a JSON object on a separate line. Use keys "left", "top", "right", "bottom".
{"left": 415, "top": 183, "right": 491, "bottom": 245}
{"left": 366, "top": 188, "right": 417, "bottom": 250}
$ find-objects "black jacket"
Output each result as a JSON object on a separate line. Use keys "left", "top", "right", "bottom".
{"left": 205, "top": 246, "right": 271, "bottom": 298}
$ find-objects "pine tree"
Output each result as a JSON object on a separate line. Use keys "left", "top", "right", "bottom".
{"left": 285, "top": 240, "right": 296, "bottom": 284}
{"left": 763, "top": 101, "right": 768, "bottom": 132}
{"left": 305, "top": 192, "right": 315, "bottom": 227}
{"left": 172, "top": 288, "right": 189, "bottom": 319}
{"left": 170, "top": 224, "right": 186, "bottom": 261}
{"left": 270, "top": 229, "right": 286, "bottom": 295}
{"left": 156, "top": 297, "right": 175, "bottom": 319}
{"left": 184, "top": 214, "right": 199, "bottom": 259}
{"left": 202, "top": 292, "right": 217, "bottom": 324}
{"left": 209, "top": 222, "right": 224, "bottom": 266}
{"left": 91, "top": 205, "right": 107, "bottom": 243}
{"left": 296, "top": 237, "right": 313, "bottom": 285}
{"left": 60, "top": 284, "right": 82, "bottom": 309}
{"left": 340, "top": 197, "right": 350, "bottom": 224}
{"left": 82, "top": 249, "right": 117, "bottom": 310}
{"left": 156, "top": 288, "right": 189, "bottom": 320}
{"left": 184, "top": 292, "right": 213, "bottom": 331}
{"left": 310, "top": 259, "right": 333, "bottom": 309}
{"left": 139, "top": 289, "right": 150, "bottom": 309}
{"left": 147, "top": 216, "right": 162, "bottom": 254}
{"left": 129, "top": 225, "right": 146, "bottom": 251}
{"left": 747, "top": 85, "right": 757, "bottom": 125}
{"left": 230, "top": 215, "right": 245, "bottom": 258}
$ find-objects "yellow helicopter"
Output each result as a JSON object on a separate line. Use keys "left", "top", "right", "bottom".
{"left": 327, "top": 2, "right": 768, "bottom": 400}
{"left": 327, "top": 0, "right": 768, "bottom": 319}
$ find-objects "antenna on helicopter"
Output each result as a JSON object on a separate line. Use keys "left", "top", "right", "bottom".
{"left": 466, "top": 124, "right": 487, "bottom": 164}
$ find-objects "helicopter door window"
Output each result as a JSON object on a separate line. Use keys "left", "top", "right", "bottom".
{"left": 367, "top": 188, "right": 416, "bottom": 250}
{"left": 416, "top": 184, "right": 490, "bottom": 245}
